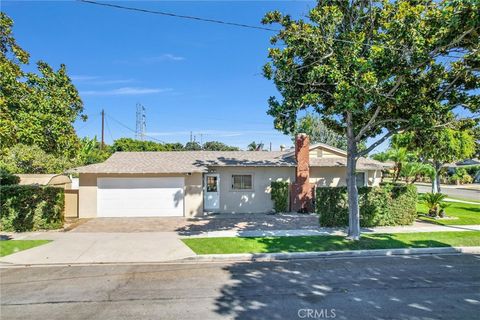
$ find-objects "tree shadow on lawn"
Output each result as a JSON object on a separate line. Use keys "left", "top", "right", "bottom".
{"left": 213, "top": 249, "right": 480, "bottom": 319}
{"left": 454, "top": 206, "right": 480, "bottom": 213}
{"left": 254, "top": 234, "right": 458, "bottom": 253}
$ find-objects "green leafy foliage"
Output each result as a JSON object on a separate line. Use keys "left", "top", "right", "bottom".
{"left": 262, "top": 0, "right": 479, "bottom": 237}
{"left": 294, "top": 114, "right": 347, "bottom": 150}
{"left": 316, "top": 185, "right": 418, "bottom": 227}
{"left": 0, "top": 185, "right": 64, "bottom": 231}
{"left": 270, "top": 181, "right": 289, "bottom": 213}
{"left": 202, "top": 141, "right": 239, "bottom": 151}
{"left": 77, "top": 136, "right": 112, "bottom": 165}
{"left": 0, "top": 144, "right": 73, "bottom": 174}
{"left": 247, "top": 142, "right": 263, "bottom": 151}
{"left": 421, "top": 192, "right": 447, "bottom": 217}
{"left": 111, "top": 138, "right": 184, "bottom": 152}
{"left": 0, "top": 168, "right": 19, "bottom": 185}
{"left": 0, "top": 13, "right": 85, "bottom": 158}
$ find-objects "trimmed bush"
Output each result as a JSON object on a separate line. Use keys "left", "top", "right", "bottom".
{"left": 0, "top": 185, "right": 64, "bottom": 232}
{"left": 316, "top": 184, "right": 417, "bottom": 227}
{"left": 0, "top": 169, "right": 20, "bottom": 185}
{"left": 271, "top": 181, "right": 289, "bottom": 213}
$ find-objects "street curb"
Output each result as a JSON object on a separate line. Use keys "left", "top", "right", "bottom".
{"left": 1, "top": 247, "right": 479, "bottom": 268}
{"left": 181, "top": 246, "right": 480, "bottom": 262}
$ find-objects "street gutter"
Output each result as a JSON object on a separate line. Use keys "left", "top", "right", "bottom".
{"left": 1, "top": 246, "right": 479, "bottom": 268}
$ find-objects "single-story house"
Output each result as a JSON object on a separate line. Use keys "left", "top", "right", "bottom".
{"left": 70, "top": 134, "right": 388, "bottom": 218}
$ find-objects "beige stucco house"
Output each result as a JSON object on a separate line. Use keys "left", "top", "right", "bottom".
{"left": 71, "top": 136, "right": 387, "bottom": 218}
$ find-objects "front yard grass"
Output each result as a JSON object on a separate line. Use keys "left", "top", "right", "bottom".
{"left": 182, "top": 231, "right": 480, "bottom": 255}
{"left": 0, "top": 240, "right": 51, "bottom": 257}
{"left": 417, "top": 201, "right": 480, "bottom": 225}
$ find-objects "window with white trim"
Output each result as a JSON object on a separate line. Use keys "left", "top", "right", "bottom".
{"left": 232, "top": 174, "right": 253, "bottom": 190}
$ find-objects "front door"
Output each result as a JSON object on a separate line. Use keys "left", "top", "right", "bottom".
{"left": 204, "top": 174, "right": 220, "bottom": 211}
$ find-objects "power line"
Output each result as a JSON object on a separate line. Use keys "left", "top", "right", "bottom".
{"left": 106, "top": 113, "right": 168, "bottom": 144}
{"left": 78, "top": 0, "right": 277, "bottom": 32}
{"left": 78, "top": 0, "right": 466, "bottom": 58}
{"left": 105, "top": 116, "right": 115, "bottom": 143}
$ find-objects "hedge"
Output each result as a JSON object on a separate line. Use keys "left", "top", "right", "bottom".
{"left": 0, "top": 185, "right": 65, "bottom": 232}
{"left": 316, "top": 184, "right": 417, "bottom": 227}
{"left": 271, "top": 181, "right": 289, "bottom": 213}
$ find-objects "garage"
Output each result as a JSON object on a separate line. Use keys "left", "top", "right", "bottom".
{"left": 97, "top": 177, "right": 184, "bottom": 217}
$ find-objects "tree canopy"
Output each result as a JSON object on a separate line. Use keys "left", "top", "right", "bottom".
{"left": 0, "top": 13, "right": 85, "bottom": 158}
{"left": 262, "top": 0, "right": 479, "bottom": 239}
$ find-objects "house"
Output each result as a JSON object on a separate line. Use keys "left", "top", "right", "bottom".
{"left": 16, "top": 174, "right": 72, "bottom": 188}
{"left": 70, "top": 134, "right": 387, "bottom": 218}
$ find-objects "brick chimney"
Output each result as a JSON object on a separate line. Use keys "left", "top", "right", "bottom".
{"left": 290, "top": 133, "right": 314, "bottom": 212}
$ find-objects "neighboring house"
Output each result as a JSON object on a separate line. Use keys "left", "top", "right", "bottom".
{"left": 70, "top": 135, "right": 387, "bottom": 218}
{"left": 16, "top": 174, "right": 72, "bottom": 189}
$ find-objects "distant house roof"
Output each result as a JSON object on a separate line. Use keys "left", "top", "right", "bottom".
{"left": 16, "top": 174, "right": 71, "bottom": 186}
{"left": 70, "top": 149, "right": 388, "bottom": 174}
{"left": 309, "top": 158, "right": 391, "bottom": 170}
{"left": 284, "top": 142, "right": 347, "bottom": 157}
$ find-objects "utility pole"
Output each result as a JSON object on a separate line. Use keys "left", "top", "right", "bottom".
{"left": 269, "top": 142, "right": 272, "bottom": 151}
{"left": 101, "top": 109, "right": 105, "bottom": 149}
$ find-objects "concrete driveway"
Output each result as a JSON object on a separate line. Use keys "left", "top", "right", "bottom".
{"left": 0, "top": 231, "right": 195, "bottom": 265}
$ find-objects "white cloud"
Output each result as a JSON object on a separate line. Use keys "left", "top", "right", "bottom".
{"left": 70, "top": 75, "right": 99, "bottom": 81}
{"left": 70, "top": 75, "right": 134, "bottom": 85}
{"left": 143, "top": 54, "right": 185, "bottom": 63}
{"left": 80, "top": 87, "right": 173, "bottom": 96}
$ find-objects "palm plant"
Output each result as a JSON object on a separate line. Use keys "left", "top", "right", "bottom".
{"left": 438, "top": 202, "right": 451, "bottom": 218}
{"left": 421, "top": 192, "right": 447, "bottom": 217}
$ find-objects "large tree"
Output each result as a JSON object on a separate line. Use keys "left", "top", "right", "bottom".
{"left": 262, "top": 1, "right": 479, "bottom": 239}
{"left": 393, "top": 125, "right": 476, "bottom": 193}
{"left": 295, "top": 114, "right": 348, "bottom": 150}
{"left": 202, "top": 141, "right": 239, "bottom": 151}
{"left": 111, "top": 138, "right": 184, "bottom": 152}
{"left": 0, "top": 13, "right": 85, "bottom": 158}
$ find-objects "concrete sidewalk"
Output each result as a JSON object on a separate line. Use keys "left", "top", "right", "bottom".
{"left": 181, "top": 223, "right": 480, "bottom": 238}
{"left": 0, "top": 232, "right": 195, "bottom": 265}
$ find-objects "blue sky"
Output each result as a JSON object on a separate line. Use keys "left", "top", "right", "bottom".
{"left": 4, "top": 0, "right": 322, "bottom": 150}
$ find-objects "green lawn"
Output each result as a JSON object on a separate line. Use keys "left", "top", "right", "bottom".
{"left": 417, "top": 201, "right": 480, "bottom": 225}
{"left": 0, "top": 240, "right": 51, "bottom": 257}
{"left": 182, "top": 231, "right": 480, "bottom": 255}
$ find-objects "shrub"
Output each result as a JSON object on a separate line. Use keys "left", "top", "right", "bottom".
{"left": 0, "top": 185, "right": 64, "bottom": 232}
{"left": 0, "top": 168, "right": 20, "bottom": 185}
{"left": 271, "top": 181, "right": 289, "bottom": 213}
{"left": 316, "top": 184, "right": 417, "bottom": 227}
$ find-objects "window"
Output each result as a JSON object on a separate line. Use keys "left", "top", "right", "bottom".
{"left": 232, "top": 175, "right": 253, "bottom": 190}
{"left": 356, "top": 172, "right": 366, "bottom": 187}
{"left": 206, "top": 176, "right": 218, "bottom": 192}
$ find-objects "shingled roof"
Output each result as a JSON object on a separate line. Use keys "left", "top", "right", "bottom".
{"left": 309, "top": 157, "right": 390, "bottom": 170}
{"left": 70, "top": 150, "right": 390, "bottom": 174}
{"left": 70, "top": 151, "right": 296, "bottom": 174}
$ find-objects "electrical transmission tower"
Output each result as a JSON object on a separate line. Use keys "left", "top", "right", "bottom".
{"left": 135, "top": 103, "right": 146, "bottom": 141}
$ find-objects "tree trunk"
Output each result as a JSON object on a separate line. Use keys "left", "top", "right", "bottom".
{"left": 346, "top": 112, "right": 360, "bottom": 240}
{"left": 431, "top": 161, "right": 442, "bottom": 193}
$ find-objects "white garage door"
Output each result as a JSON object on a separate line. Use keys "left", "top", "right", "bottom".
{"left": 97, "top": 177, "right": 184, "bottom": 217}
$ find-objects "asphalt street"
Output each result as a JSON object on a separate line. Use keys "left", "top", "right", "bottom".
{"left": 416, "top": 185, "right": 479, "bottom": 201}
{"left": 1, "top": 254, "right": 479, "bottom": 320}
